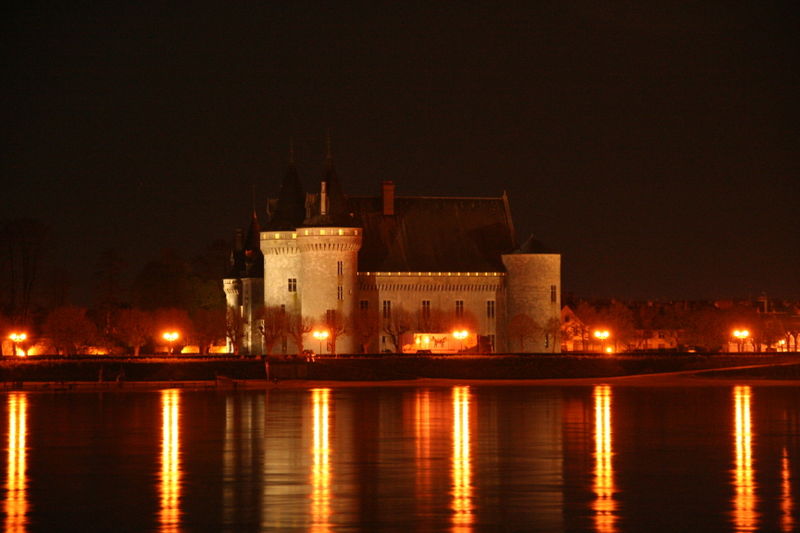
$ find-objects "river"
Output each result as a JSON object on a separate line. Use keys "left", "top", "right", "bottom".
{"left": 3, "top": 383, "right": 799, "bottom": 531}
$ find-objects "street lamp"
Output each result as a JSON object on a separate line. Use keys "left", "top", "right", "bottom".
{"left": 162, "top": 331, "right": 180, "bottom": 355}
{"left": 8, "top": 332, "right": 27, "bottom": 357}
{"left": 452, "top": 329, "right": 469, "bottom": 352}
{"left": 593, "top": 329, "right": 611, "bottom": 354}
{"left": 312, "top": 329, "right": 329, "bottom": 354}
{"left": 732, "top": 329, "right": 750, "bottom": 353}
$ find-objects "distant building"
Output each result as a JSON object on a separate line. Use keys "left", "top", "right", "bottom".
{"left": 224, "top": 145, "right": 560, "bottom": 355}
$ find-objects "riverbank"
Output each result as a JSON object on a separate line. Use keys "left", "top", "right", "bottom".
{"left": 2, "top": 353, "right": 799, "bottom": 390}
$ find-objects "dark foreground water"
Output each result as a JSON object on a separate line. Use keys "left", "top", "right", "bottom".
{"left": 2, "top": 384, "right": 799, "bottom": 532}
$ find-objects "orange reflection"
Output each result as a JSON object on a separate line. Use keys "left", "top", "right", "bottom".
{"left": 5, "top": 393, "right": 28, "bottom": 533}
{"left": 415, "top": 389, "right": 432, "bottom": 503}
{"left": 593, "top": 385, "right": 616, "bottom": 533}
{"left": 160, "top": 389, "right": 181, "bottom": 533}
{"left": 781, "top": 447, "right": 793, "bottom": 533}
{"left": 733, "top": 385, "right": 757, "bottom": 532}
{"left": 311, "top": 388, "right": 331, "bottom": 532}
{"left": 451, "top": 386, "right": 473, "bottom": 532}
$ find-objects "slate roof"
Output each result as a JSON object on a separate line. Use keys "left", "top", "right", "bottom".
{"left": 348, "top": 195, "right": 517, "bottom": 272}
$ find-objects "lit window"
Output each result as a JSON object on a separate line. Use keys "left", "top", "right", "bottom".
{"left": 455, "top": 300, "right": 464, "bottom": 318}
{"left": 288, "top": 278, "right": 297, "bottom": 292}
{"left": 486, "top": 300, "right": 495, "bottom": 319}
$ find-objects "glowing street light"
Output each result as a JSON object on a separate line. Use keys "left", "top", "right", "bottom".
{"left": 593, "top": 329, "right": 611, "bottom": 354}
{"left": 732, "top": 329, "right": 750, "bottom": 353}
{"left": 8, "top": 332, "right": 27, "bottom": 357}
{"left": 162, "top": 331, "right": 180, "bottom": 355}
{"left": 452, "top": 329, "right": 469, "bottom": 352}
{"left": 312, "top": 329, "right": 329, "bottom": 354}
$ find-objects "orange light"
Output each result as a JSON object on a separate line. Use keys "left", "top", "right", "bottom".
{"left": 593, "top": 330, "right": 610, "bottom": 340}
{"left": 452, "top": 330, "right": 469, "bottom": 340}
{"left": 312, "top": 330, "right": 330, "bottom": 341}
{"left": 605, "top": 347, "right": 614, "bottom": 354}
{"left": 162, "top": 331, "right": 180, "bottom": 342}
{"left": 8, "top": 333, "right": 27, "bottom": 343}
{"left": 733, "top": 329, "right": 750, "bottom": 340}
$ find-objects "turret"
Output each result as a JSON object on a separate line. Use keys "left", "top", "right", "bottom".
{"left": 501, "top": 236, "right": 561, "bottom": 353}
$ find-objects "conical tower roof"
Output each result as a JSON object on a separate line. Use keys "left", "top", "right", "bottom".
{"left": 267, "top": 144, "right": 306, "bottom": 230}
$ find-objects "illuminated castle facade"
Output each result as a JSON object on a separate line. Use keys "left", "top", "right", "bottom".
{"left": 224, "top": 147, "right": 560, "bottom": 355}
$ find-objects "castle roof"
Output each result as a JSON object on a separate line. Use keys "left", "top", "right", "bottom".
{"left": 349, "top": 195, "right": 516, "bottom": 272}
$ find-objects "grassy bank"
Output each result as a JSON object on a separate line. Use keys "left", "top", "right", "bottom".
{"left": 2, "top": 353, "right": 799, "bottom": 386}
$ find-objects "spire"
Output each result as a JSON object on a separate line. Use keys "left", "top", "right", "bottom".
{"left": 266, "top": 143, "right": 306, "bottom": 231}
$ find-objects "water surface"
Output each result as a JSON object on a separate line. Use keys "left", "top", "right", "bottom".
{"left": 3, "top": 384, "right": 799, "bottom": 531}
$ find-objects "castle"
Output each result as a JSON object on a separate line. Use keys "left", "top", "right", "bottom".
{"left": 224, "top": 145, "right": 560, "bottom": 355}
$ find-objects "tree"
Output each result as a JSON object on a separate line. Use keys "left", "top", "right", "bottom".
{"left": 507, "top": 313, "right": 537, "bottom": 352}
{"left": 543, "top": 317, "right": 561, "bottom": 353}
{"left": 225, "top": 306, "right": 245, "bottom": 356}
{"left": 116, "top": 308, "right": 153, "bottom": 356}
{"left": 0, "top": 218, "right": 48, "bottom": 326}
{"left": 192, "top": 308, "right": 226, "bottom": 354}
{"left": 352, "top": 308, "right": 380, "bottom": 354}
{"left": 416, "top": 307, "right": 448, "bottom": 333}
{"left": 382, "top": 305, "right": 413, "bottom": 353}
{"left": 286, "top": 313, "right": 312, "bottom": 356}
{"left": 323, "top": 310, "right": 348, "bottom": 355}
{"left": 257, "top": 305, "right": 287, "bottom": 356}
{"left": 44, "top": 306, "right": 97, "bottom": 355}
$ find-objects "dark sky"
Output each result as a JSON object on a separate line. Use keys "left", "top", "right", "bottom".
{"left": 3, "top": 2, "right": 798, "bottom": 303}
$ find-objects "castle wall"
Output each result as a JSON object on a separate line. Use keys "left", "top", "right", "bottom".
{"left": 241, "top": 277, "right": 264, "bottom": 355}
{"left": 501, "top": 253, "right": 561, "bottom": 353}
{"left": 358, "top": 272, "right": 505, "bottom": 353}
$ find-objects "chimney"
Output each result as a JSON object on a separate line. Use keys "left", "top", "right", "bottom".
{"left": 320, "top": 181, "right": 328, "bottom": 216}
{"left": 382, "top": 180, "right": 395, "bottom": 216}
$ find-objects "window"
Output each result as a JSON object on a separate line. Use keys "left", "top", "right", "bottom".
{"left": 486, "top": 300, "right": 495, "bottom": 319}
{"left": 550, "top": 285, "right": 557, "bottom": 303}
{"left": 337, "top": 285, "right": 343, "bottom": 300}
{"left": 326, "top": 309, "right": 336, "bottom": 325}
{"left": 288, "top": 278, "right": 297, "bottom": 292}
{"left": 382, "top": 300, "right": 392, "bottom": 320}
{"left": 421, "top": 300, "right": 431, "bottom": 320}
{"left": 455, "top": 300, "right": 464, "bottom": 318}
{"left": 359, "top": 300, "right": 369, "bottom": 311}
{"left": 337, "top": 261, "right": 343, "bottom": 276}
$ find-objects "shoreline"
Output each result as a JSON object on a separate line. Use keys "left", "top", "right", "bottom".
{"left": 3, "top": 361, "right": 800, "bottom": 392}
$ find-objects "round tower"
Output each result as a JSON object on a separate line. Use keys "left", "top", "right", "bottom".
{"left": 222, "top": 278, "right": 241, "bottom": 353}
{"left": 501, "top": 239, "right": 561, "bottom": 353}
{"left": 297, "top": 227, "right": 362, "bottom": 354}
{"left": 261, "top": 231, "right": 301, "bottom": 315}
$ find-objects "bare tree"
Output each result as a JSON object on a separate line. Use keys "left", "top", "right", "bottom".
{"left": 192, "top": 308, "right": 226, "bottom": 354}
{"left": 44, "top": 306, "right": 97, "bottom": 356}
{"left": 286, "top": 313, "right": 312, "bottom": 356}
{"left": 507, "top": 313, "right": 537, "bottom": 352}
{"left": 352, "top": 308, "right": 380, "bottom": 354}
{"left": 323, "top": 310, "right": 348, "bottom": 355}
{"left": 0, "top": 218, "right": 48, "bottom": 327}
{"left": 257, "top": 305, "right": 287, "bottom": 356}
{"left": 116, "top": 308, "right": 153, "bottom": 356}
{"left": 382, "top": 305, "right": 413, "bottom": 353}
{"left": 225, "top": 306, "right": 245, "bottom": 356}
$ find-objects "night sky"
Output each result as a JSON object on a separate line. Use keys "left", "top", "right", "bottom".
{"left": 3, "top": 2, "right": 798, "bottom": 303}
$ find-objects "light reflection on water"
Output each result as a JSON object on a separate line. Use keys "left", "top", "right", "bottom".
{"left": 732, "top": 385, "right": 756, "bottom": 532}
{"left": 451, "top": 386, "right": 473, "bottom": 532}
{"left": 1, "top": 384, "right": 799, "bottom": 531}
{"left": 593, "top": 385, "right": 615, "bottom": 533}
{"left": 159, "top": 389, "right": 181, "bottom": 533}
{"left": 310, "top": 388, "right": 331, "bottom": 532}
{"left": 5, "top": 392, "right": 27, "bottom": 533}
